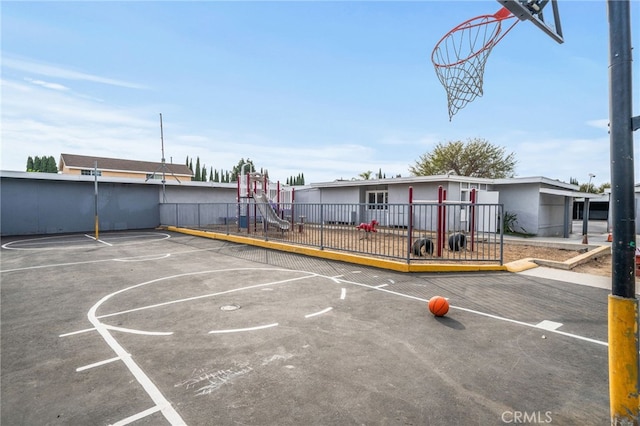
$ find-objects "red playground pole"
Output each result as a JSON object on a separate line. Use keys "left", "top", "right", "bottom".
{"left": 437, "top": 186, "right": 443, "bottom": 257}
{"left": 408, "top": 186, "right": 413, "bottom": 260}
{"left": 470, "top": 188, "right": 476, "bottom": 251}
{"left": 237, "top": 178, "right": 241, "bottom": 232}
{"left": 442, "top": 189, "right": 447, "bottom": 250}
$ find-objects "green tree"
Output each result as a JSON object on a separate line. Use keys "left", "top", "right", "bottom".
{"left": 359, "top": 171, "right": 373, "bottom": 180}
{"left": 409, "top": 138, "right": 516, "bottom": 178}
{"left": 579, "top": 183, "right": 598, "bottom": 193}
{"left": 46, "top": 156, "right": 58, "bottom": 173}
{"left": 194, "top": 157, "right": 201, "bottom": 181}
{"left": 26, "top": 156, "right": 34, "bottom": 171}
{"left": 598, "top": 182, "right": 611, "bottom": 193}
{"left": 201, "top": 164, "right": 207, "bottom": 182}
{"left": 231, "top": 158, "right": 255, "bottom": 181}
{"left": 209, "top": 167, "right": 214, "bottom": 182}
{"left": 33, "top": 156, "right": 42, "bottom": 172}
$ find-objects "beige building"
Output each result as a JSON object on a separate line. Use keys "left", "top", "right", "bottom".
{"left": 59, "top": 153, "right": 193, "bottom": 181}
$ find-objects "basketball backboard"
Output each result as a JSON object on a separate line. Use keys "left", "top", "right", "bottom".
{"left": 497, "top": 0, "right": 564, "bottom": 43}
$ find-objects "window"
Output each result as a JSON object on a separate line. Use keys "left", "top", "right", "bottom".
{"left": 81, "top": 169, "right": 101, "bottom": 176}
{"left": 366, "top": 190, "right": 388, "bottom": 209}
{"left": 146, "top": 173, "right": 163, "bottom": 180}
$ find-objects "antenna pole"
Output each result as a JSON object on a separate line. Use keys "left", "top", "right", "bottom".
{"left": 159, "top": 113, "right": 167, "bottom": 202}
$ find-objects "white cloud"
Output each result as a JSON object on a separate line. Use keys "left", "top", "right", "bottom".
{"left": 24, "top": 77, "right": 69, "bottom": 91}
{"left": 586, "top": 119, "right": 609, "bottom": 130}
{"left": 3, "top": 55, "right": 148, "bottom": 90}
{"left": 0, "top": 75, "right": 408, "bottom": 182}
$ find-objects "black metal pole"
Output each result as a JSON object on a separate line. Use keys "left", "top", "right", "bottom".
{"left": 582, "top": 197, "right": 590, "bottom": 244}
{"left": 607, "top": 1, "right": 638, "bottom": 424}
{"left": 608, "top": 0, "right": 636, "bottom": 298}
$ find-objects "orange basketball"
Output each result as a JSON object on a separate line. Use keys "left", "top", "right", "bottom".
{"left": 428, "top": 296, "right": 449, "bottom": 317}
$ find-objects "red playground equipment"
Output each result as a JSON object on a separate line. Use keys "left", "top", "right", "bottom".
{"left": 356, "top": 219, "right": 378, "bottom": 239}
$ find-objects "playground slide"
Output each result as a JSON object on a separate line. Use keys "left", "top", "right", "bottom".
{"left": 253, "top": 192, "right": 291, "bottom": 231}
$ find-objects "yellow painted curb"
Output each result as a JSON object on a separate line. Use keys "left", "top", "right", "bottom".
{"left": 503, "top": 258, "right": 539, "bottom": 272}
{"left": 608, "top": 294, "right": 639, "bottom": 424}
{"left": 165, "top": 226, "right": 507, "bottom": 273}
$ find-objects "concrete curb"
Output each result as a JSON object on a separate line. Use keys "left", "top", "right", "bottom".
{"left": 164, "top": 226, "right": 507, "bottom": 273}
{"left": 165, "top": 226, "right": 611, "bottom": 275}
{"left": 534, "top": 245, "right": 611, "bottom": 270}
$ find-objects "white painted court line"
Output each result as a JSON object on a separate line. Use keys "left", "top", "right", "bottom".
{"left": 84, "top": 234, "right": 113, "bottom": 246}
{"left": 76, "top": 355, "right": 129, "bottom": 372}
{"left": 340, "top": 288, "right": 346, "bottom": 300}
{"left": 305, "top": 307, "right": 333, "bottom": 318}
{"left": 1, "top": 252, "right": 174, "bottom": 273}
{"left": 104, "top": 325, "right": 173, "bottom": 336}
{"left": 535, "top": 320, "right": 564, "bottom": 331}
{"left": 375, "top": 284, "right": 388, "bottom": 289}
{"left": 209, "top": 323, "right": 279, "bottom": 334}
{"left": 109, "top": 405, "right": 163, "bottom": 426}
{"left": 59, "top": 327, "right": 96, "bottom": 337}
{"left": 1, "top": 258, "right": 113, "bottom": 273}
{"left": 331, "top": 276, "right": 609, "bottom": 347}
{"left": 113, "top": 254, "right": 171, "bottom": 262}
{"left": 97, "top": 272, "right": 316, "bottom": 319}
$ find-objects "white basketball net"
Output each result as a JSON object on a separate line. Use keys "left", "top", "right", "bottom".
{"left": 432, "top": 10, "right": 517, "bottom": 121}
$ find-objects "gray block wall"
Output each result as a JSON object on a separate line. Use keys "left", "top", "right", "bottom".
{"left": 1, "top": 176, "right": 159, "bottom": 236}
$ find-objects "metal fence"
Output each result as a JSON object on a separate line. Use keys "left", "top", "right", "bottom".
{"left": 160, "top": 202, "right": 504, "bottom": 264}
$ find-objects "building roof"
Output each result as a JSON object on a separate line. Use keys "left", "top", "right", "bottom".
{"left": 59, "top": 153, "right": 193, "bottom": 177}
{"left": 310, "top": 174, "right": 579, "bottom": 191}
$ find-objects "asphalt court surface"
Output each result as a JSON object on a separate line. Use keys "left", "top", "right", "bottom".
{"left": 1, "top": 230, "right": 610, "bottom": 425}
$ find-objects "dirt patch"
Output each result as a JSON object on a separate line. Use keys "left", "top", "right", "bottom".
{"left": 571, "top": 254, "right": 613, "bottom": 277}
{"left": 501, "top": 244, "right": 582, "bottom": 264}
{"left": 507, "top": 244, "right": 639, "bottom": 282}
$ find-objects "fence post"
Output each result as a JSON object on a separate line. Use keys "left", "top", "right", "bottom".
{"left": 320, "top": 204, "right": 324, "bottom": 250}
{"left": 437, "top": 186, "right": 443, "bottom": 257}
{"left": 407, "top": 187, "right": 413, "bottom": 264}
{"left": 470, "top": 188, "right": 476, "bottom": 252}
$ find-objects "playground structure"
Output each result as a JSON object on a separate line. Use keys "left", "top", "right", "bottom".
{"left": 162, "top": 185, "right": 503, "bottom": 264}
{"left": 237, "top": 170, "right": 293, "bottom": 233}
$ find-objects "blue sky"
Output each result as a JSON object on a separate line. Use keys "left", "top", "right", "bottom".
{"left": 1, "top": 1, "right": 638, "bottom": 186}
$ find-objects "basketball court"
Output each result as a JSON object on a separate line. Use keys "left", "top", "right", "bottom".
{"left": 1, "top": 230, "right": 611, "bottom": 425}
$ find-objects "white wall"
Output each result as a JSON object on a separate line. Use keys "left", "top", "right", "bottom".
{"left": 495, "top": 184, "right": 540, "bottom": 234}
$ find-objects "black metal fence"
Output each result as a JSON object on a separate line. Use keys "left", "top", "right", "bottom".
{"left": 160, "top": 202, "right": 504, "bottom": 264}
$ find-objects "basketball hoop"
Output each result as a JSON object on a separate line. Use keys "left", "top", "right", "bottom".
{"left": 432, "top": 7, "right": 518, "bottom": 121}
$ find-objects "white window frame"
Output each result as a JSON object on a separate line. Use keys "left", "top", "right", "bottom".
{"left": 366, "top": 190, "right": 388, "bottom": 210}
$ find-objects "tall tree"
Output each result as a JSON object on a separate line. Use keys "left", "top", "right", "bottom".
{"left": 26, "top": 156, "right": 34, "bottom": 171}
{"left": 194, "top": 157, "right": 201, "bottom": 181}
{"left": 231, "top": 158, "right": 255, "bottom": 181}
{"left": 46, "top": 156, "right": 58, "bottom": 173}
{"left": 409, "top": 138, "right": 516, "bottom": 178}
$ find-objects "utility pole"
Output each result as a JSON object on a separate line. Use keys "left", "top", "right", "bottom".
{"left": 607, "top": 1, "right": 639, "bottom": 424}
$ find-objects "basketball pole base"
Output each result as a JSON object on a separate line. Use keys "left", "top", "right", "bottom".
{"left": 608, "top": 294, "right": 639, "bottom": 425}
